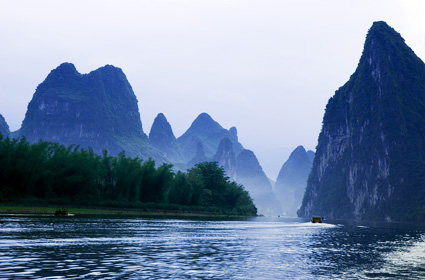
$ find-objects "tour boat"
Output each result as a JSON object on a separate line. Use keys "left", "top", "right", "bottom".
{"left": 311, "top": 216, "right": 323, "bottom": 223}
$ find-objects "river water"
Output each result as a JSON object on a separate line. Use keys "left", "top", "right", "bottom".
{"left": 1, "top": 215, "right": 425, "bottom": 279}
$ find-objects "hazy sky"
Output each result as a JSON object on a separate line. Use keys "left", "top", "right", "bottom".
{"left": 1, "top": 0, "right": 425, "bottom": 179}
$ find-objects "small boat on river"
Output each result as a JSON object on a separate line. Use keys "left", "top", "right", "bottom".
{"left": 311, "top": 216, "right": 323, "bottom": 223}
{"left": 54, "top": 208, "right": 68, "bottom": 217}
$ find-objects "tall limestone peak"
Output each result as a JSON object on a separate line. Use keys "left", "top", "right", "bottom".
{"left": 149, "top": 113, "right": 183, "bottom": 162}
{"left": 177, "top": 113, "right": 243, "bottom": 161}
{"left": 298, "top": 22, "right": 425, "bottom": 221}
{"left": 20, "top": 63, "right": 164, "bottom": 160}
{"left": 213, "top": 138, "right": 237, "bottom": 180}
{"left": 0, "top": 114, "right": 10, "bottom": 138}
{"left": 275, "top": 146, "right": 313, "bottom": 216}
{"left": 236, "top": 149, "right": 282, "bottom": 216}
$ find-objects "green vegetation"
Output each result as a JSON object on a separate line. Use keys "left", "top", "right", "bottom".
{"left": 0, "top": 136, "right": 257, "bottom": 216}
{"left": 0, "top": 205, "right": 252, "bottom": 217}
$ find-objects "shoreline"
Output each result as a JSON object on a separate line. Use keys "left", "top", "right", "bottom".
{"left": 0, "top": 205, "right": 256, "bottom": 218}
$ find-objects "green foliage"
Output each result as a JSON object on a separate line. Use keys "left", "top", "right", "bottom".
{"left": 170, "top": 162, "right": 257, "bottom": 215}
{"left": 0, "top": 137, "right": 256, "bottom": 216}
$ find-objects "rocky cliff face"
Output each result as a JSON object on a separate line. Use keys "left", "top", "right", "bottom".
{"left": 213, "top": 138, "right": 237, "bottom": 180}
{"left": 20, "top": 63, "right": 164, "bottom": 160}
{"left": 298, "top": 21, "right": 425, "bottom": 222}
{"left": 275, "top": 146, "right": 313, "bottom": 216}
{"left": 177, "top": 113, "right": 243, "bottom": 162}
{"left": 187, "top": 141, "right": 210, "bottom": 168}
{"left": 0, "top": 114, "right": 10, "bottom": 138}
{"left": 149, "top": 113, "right": 183, "bottom": 163}
{"left": 236, "top": 149, "right": 282, "bottom": 215}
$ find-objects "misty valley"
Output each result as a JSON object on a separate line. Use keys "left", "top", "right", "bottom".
{"left": 4, "top": 21, "right": 425, "bottom": 278}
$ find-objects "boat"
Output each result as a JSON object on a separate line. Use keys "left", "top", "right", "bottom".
{"left": 311, "top": 216, "right": 323, "bottom": 223}
{"left": 54, "top": 208, "right": 68, "bottom": 216}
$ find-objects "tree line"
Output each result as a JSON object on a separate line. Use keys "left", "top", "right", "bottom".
{"left": 0, "top": 136, "right": 257, "bottom": 216}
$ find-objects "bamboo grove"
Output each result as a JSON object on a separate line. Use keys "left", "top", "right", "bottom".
{"left": 0, "top": 136, "right": 257, "bottom": 215}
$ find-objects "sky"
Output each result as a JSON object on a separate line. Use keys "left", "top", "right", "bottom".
{"left": 1, "top": 0, "right": 425, "bottom": 179}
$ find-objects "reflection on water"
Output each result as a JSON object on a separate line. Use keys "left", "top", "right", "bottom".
{"left": 1, "top": 216, "right": 425, "bottom": 279}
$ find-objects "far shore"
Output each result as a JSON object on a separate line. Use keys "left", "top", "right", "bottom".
{"left": 0, "top": 205, "right": 256, "bottom": 218}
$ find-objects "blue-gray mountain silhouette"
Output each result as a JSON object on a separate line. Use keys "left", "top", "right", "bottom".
{"left": 149, "top": 113, "right": 183, "bottom": 163}
{"left": 177, "top": 113, "right": 243, "bottom": 162}
{"left": 235, "top": 149, "right": 282, "bottom": 216}
{"left": 275, "top": 146, "right": 313, "bottom": 216}
{"left": 19, "top": 63, "right": 164, "bottom": 160}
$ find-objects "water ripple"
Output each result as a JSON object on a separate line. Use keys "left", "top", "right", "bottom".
{"left": 0, "top": 216, "right": 423, "bottom": 279}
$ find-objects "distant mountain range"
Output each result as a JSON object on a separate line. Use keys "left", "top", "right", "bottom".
{"left": 150, "top": 112, "right": 281, "bottom": 215}
{"left": 1, "top": 63, "right": 285, "bottom": 215}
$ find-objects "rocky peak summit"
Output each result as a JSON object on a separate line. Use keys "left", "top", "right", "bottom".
{"left": 50, "top": 62, "right": 79, "bottom": 76}
{"left": 149, "top": 113, "right": 182, "bottom": 162}
{"left": 228, "top": 127, "right": 238, "bottom": 141}
{"left": 188, "top": 113, "right": 222, "bottom": 132}
{"left": 358, "top": 21, "right": 422, "bottom": 87}
{"left": 149, "top": 113, "right": 173, "bottom": 141}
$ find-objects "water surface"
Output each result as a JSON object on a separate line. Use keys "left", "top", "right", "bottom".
{"left": 1, "top": 215, "right": 425, "bottom": 279}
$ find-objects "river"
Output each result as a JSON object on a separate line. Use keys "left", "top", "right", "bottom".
{"left": 1, "top": 215, "right": 425, "bottom": 279}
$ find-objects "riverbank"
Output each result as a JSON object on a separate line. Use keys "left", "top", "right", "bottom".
{"left": 0, "top": 205, "right": 255, "bottom": 218}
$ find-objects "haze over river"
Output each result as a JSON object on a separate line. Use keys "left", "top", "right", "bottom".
{"left": 1, "top": 215, "right": 425, "bottom": 279}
